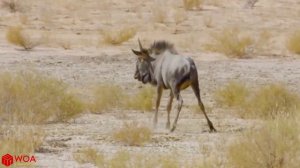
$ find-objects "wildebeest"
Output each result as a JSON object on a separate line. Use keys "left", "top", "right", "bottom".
{"left": 132, "top": 40, "right": 216, "bottom": 132}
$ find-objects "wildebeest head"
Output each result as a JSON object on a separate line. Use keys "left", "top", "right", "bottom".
{"left": 132, "top": 40, "right": 155, "bottom": 84}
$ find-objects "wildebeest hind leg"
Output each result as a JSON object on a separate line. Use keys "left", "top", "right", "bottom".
{"left": 166, "top": 91, "right": 173, "bottom": 129}
{"left": 171, "top": 87, "right": 183, "bottom": 132}
{"left": 191, "top": 81, "right": 217, "bottom": 132}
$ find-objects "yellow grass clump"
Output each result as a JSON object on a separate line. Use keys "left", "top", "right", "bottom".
{"left": 183, "top": 0, "right": 203, "bottom": 10}
{"left": 90, "top": 84, "right": 154, "bottom": 113}
{"left": 73, "top": 149, "right": 184, "bottom": 168}
{"left": 6, "top": 26, "right": 39, "bottom": 50}
{"left": 101, "top": 27, "right": 136, "bottom": 45}
{"left": 1, "top": 0, "right": 18, "bottom": 12}
{"left": 287, "top": 30, "right": 300, "bottom": 55}
{"left": 0, "top": 126, "right": 45, "bottom": 155}
{"left": 215, "top": 82, "right": 300, "bottom": 119}
{"left": 152, "top": 5, "right": 167, "bottom": 24}
{"left": 173, "top": 8, "right": 187, "bottom": 25}
{"left": 0, "top": 72, "right": 85, "bottom": 124}
{"left": 228, "top": 118, "right": 300, "bottom": 168}
{"left": 113, "top": 122, "right": 152, "bottom": 146}
{"left": 204, "top": 28, "right": 253, "bottom": 58}
{"left": 244, "top": 84, "right": 300, "bottom": 119}
{"left": 215, "top": 81, "right": 249, "bottom": 107}
{"left": 73, "top": 148, "right": 105, "bottom": 167}
{"left": 89, "top": 84, "right": 125, "bottom": 113}
{"left": 125, "top": 86, "right": 154, "bottom": 112}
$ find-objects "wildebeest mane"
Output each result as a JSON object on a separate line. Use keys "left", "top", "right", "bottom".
{"left": 149, "top": 41, "right": 178, "bottom": 55}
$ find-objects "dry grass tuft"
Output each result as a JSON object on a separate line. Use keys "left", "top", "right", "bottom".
{"left": 113, "top": 122, "right": 152, "bottom": 146}
{"left": 287, "top": 30, "right": 300, "bottom": 55}
{"left": 215, "top": 81, "right": 249, "bottom": 107}
{"left": 173, "top": 8, "right": 187, "bottom": 25}
{"left": 73, "top": 149, "right": 185, "bottom": 168}
{"left": 204, "top": 28, "right": 253, "bottom": 58}
{"left": 216, "top": 82, "right": 300, "bottom": 119}
{"left": 89, "top": 84, "right": 125, "bottom": 113}
{"left": 1, "top": 0, "right": 18, "bottom": 12}
{"left": 0, "top": 126, "right": 45, "bottom": 155}
{"left": 203, "top": 16, "right": 213, "bottom": 28}
{"left": 0, "top": 72, "right": 85, "bottom": 124}
{"left": 101, "top": 27, "right": 136, "bottom": 45}
{"left": 244, "top": 84, "right": 300, "bottom": 119}
{"left": 6, "top": 26, "right": 39, "bottom": 50}
{"left": 183, "top": 0, "right": 203, "bottom": 10}
{"left": 73, "top": 148, "right": 104, "bottom": 167}
{"left": 228, "top": 118, "right": 300, "bottom": 168}
{"left": 89, "top": 84, "right": 154, "bottom": 113}
{"left": 125, "top": 86, "right": 154, "bottom": 112}
{"left": 152, "top": 4, "right": 168, "bottom": 24}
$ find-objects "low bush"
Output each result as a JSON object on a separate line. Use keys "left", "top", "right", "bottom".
{"left": 0, "top": 72, "right": 85, "bottom": 124}
{"left": 214, "top": 81, "right": 249, "bottom": 107}
{"left": 183, "top": 0, "right": 203, "bottom": 10}
{"left": 101, "top": 27, "right": 136, "bottom": 45}
{"left": 244, "top": 84, "right": 300, "bottom": 119}
{"left": 125, "top": 86, "right": 154, "bottom": 112}
{"left": 287, "top": 30, "right": 300, "bottom": 55}
{"left": 113, "top": 122, "right": 152, "bottom": 146}
{"left": 204, "top": 28, "right": 253, "bottom": 58}
{"left": 6, "top": 26, "right": 40, "bottom": 50}
{"left": 0, "top": 126, "right": 45, "bottom": 155}
{"left": 89, "top": 84, "right": 125, "bottom": 113}
{"left": 228, "top": 118, "right": 300, "bottom": 168}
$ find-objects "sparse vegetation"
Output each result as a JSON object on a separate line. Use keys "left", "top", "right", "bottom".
{"left": 1, "top": 0, "right": 18, "bottom": 12}
{"left": 58, "top": 39, "right": 72, "bottom": 50}
{"left": 183, "top": 0, "right": 203, "bottom": 10}
{"left": 113, "top": 122, "right": 152, "bottom": 146}
{"left": 6, "top": 26, "right": 39, "bottom": 50}
{"left": 204, "top": 28, "right": 253, "bottom": 58}
{"left": 215, "top": 81, "right": 249, "bottom": 107}
{"left": 152, "top": 4, "right": 167, "bottom": 24}
{"left": 0, "top": 126, "right": 45, "bottom": 155}
{"left": 215, "top": 82, "right": 300, "bottom": 119}
{"left": 73, "top": 149, "right": 184, "bottom": 168}
{"left": 101, "top": 27, "right": 136, "bottom": 45}
{"left": 173, "top": 8, "right": 187, "bottom": 25}
{"left": 0, "top": 72, "right": 85, "bottom": 124}
{"left": 125, "top": 86, "right": 154, "bottom": 112}
{"left": 90, "top": 84, "right": 154, "bottom": 113}
{"left": 287, "top": 30, "right": 300, "bottom": 54}
{"left": 203, "top": 16, "right": 213, "bottom": 28}
{"left": 73, "top": 148, "right": 105, "bottom": 167}
{"left": 244, "top": 84, "right": 300, "bottom": 119}
{"left": 89, "top": 84, "right": 125, "bottom": 113}
{"left": 243, "top": 0, "right": 259, "bottom": 9}
{"left": 228, "top": 118, "right": 300, "bottom": 168}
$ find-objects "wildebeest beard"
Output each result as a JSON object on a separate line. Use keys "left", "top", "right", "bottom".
{"left": 141, "top": 72, "right": 151, "bottom": 84}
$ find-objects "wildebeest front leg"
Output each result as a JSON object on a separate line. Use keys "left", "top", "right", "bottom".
{"left": 166, "top": 91, "right": 174, "bottom": 129}
{"left": 171, "top": 90, "right": 183, "bottom": 132}
{"left": 154, "top": 86, "right": 163, "bottom": 127}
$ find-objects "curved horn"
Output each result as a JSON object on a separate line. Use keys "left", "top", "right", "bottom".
{"left": 138, "top": 39, "right": 143, "bottom": 50}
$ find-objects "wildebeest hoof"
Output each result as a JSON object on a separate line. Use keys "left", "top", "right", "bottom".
{"left": 209, "top": 127, "right": 217, "bottom": 133}
{"left": 170, "top": 126, "right": 176, "bottom": 132}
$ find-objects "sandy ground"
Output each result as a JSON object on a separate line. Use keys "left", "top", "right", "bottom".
{"left": 0, "top": 0, "right": 300, "bottom": 167}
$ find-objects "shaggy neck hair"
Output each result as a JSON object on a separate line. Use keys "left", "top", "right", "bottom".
{"left": 149, "top": 41, "right": 178, "bottom": 55}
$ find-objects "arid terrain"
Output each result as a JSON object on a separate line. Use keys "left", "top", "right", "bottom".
{"left": 0, "top": 0, "right": 299, "bottom": 168}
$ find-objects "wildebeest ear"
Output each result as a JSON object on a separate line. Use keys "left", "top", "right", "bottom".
{"left": 132, "top": 49, "right": 142, "bottom": 56}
